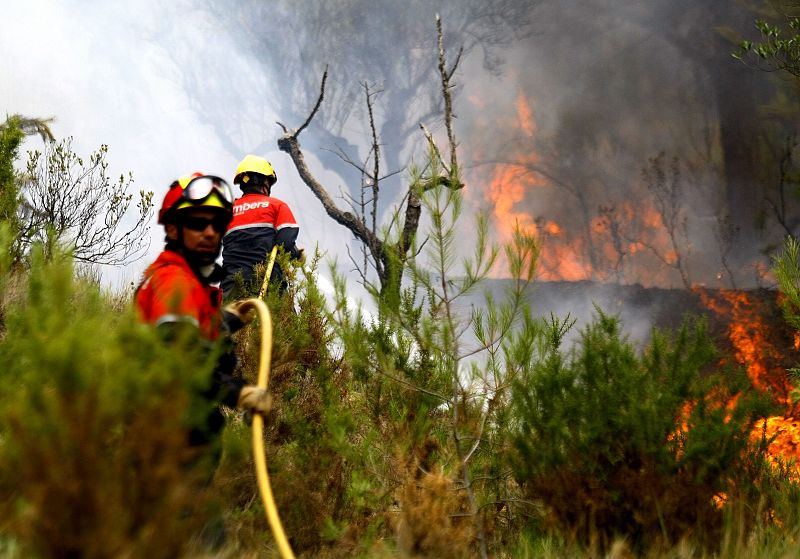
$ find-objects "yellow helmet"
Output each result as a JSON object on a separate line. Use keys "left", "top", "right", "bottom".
{"left": 234, "top": 154, "right": 277, "bottom": 188}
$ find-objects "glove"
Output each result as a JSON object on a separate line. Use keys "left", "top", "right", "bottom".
{"left": 222, "top": 301, "right": 255, "bottom": 334}
{"left": 295, "top": 247, "right": 306, "bottom": 264}
{"left": 237, "top": 385, "right": 272, "bottom": 415}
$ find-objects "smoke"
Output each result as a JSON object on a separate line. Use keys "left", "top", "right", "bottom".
{"left": 1, "top": 1, "right": 231, "bottom": 289}
{"left": 459, "top": 0, "right": 795, "bottom": 290}
{"left": 2, "top": 1, "right": 795, "bottom": 321}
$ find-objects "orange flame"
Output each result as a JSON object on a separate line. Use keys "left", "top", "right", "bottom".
{"left": 516, "top": 94, "right": 535, "bottom": 138}
{"left": 753, "top": 417, "right": 800, "bottom": 482}
{"left": 476, "top": 93, "right": 766, "bottom": 288}
{"left": 481, "top": 92, "right": 697, "bottom": 285}
{"left": 487, "top": 163, "right": 539, "bottom": 238}
{"left": 698, "top": 288, "right": 800, "bottom": 481}
{"left": 697, "top": 289, "right": 788, "bottom": 397}
{"left": 486, "top": 95, "right": 594, "bottom": 281}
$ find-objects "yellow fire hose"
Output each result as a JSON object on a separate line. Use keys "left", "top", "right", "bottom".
{"left": 258, "top": 245, "right": 279, "bottom": 300}
{"left": 236, "top": 246, "right": 295, "bottom": 559}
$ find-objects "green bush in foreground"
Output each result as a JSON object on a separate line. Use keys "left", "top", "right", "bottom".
{"left": 4, "top": 225, "right": 800, "bottom": 557}
{"left": 0, "top": 231, "right": 218, "bottom": 558}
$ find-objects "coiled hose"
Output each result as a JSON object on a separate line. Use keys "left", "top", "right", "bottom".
{"left": 237, "top": 295, "right": 295, "bottom": 559}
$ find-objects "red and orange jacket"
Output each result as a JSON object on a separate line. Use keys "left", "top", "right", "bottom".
{"left": 221, "top": 192, "right": 299, "bottom": 296}
{"left": 135, "top": 249, "right": 244, "bottom": 444}
{"left": 135, "top": 249, "right": 223, "bottom": 341}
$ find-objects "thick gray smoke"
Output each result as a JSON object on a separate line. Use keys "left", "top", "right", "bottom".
{"left": 2, "top": 0, "right": 795, "bottom": 312}
{"left": 458, "top": 0, "right": 797, "bottom": 291}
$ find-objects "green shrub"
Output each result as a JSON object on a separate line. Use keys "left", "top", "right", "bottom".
{"left": 510, "top": 310, "right": 776, "bottom": 553}
{"left": 0, "top": 235, "right": 219, "bottom": 558}
{"left": 216, "top": 252, "right": 362, "bottom": 556}
{"left": 0, "top": 117, "right": 24, "bottom": 265}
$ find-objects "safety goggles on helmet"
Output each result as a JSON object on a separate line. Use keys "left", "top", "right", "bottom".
{"left": 182, "top": 175, "right": 234, "bottom": 208}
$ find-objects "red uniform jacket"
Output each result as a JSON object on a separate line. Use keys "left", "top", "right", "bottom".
{"left": 135, "top": 249, "right": 223, "bottom": 341}
{"left": 221, "top": 192, "right": 299, "bottom": 296}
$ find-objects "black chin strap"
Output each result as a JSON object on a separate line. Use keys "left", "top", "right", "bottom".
{"left": 205, "top": 264, "right": 225, "bottom": 284}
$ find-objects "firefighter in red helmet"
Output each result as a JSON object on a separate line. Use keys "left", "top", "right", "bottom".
{"left": 136, "top": 172, "right": 270, "bottom": 446}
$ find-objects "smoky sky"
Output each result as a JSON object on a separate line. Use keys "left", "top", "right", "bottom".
{"left": 1, "top": 0, "right": 794, "bottom": 297}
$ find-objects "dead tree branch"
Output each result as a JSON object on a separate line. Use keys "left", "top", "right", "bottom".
{"left": 640, "top": 152, "right": 693, "bottom": 289}
{"left": 278, "top": 71, "right": 391, "bottom": 290}
{"left": 420, "top": 123, "right": 450, "bottom": 175}
{"left": 277, "top": 19, "right": 465, "bottom": 302}
{"left": 437, "top": 14, "right": 462, "bottom": 173}
{"left": 364, "top": 82, "right": 381, "bottom": 237}
{"left": 277, "top": 65, "right": 328, "bottom": 136}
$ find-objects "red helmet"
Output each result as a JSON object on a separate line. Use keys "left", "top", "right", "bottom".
{"left": 158, "top": 172, "right": 233, "bottom": 224}
{"left": 158, "top": 172, "right": 201, "bottom": 224}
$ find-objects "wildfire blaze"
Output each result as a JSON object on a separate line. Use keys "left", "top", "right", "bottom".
{"left": 753, "top": 417, "right": 800, "bottom": 481}
{"left": 485, "top": 95, "right": 593, "bottom": 282}
{"left": 698, "top": 288, "right": 800, "bottom": 480}
{"left": 482, "top": 93, "right": 687, "bottom": 287}
{"left": 475, "top": 91, "right": 800, "bottom": 480}
{"left": 487, "top": 162, "right": 539, "bottom": 238}
{"left": 698, "top": 289, "right": 791, "bottom": 400}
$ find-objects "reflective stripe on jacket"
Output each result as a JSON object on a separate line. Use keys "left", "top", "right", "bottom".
{"left": 221, "top": 192, "right": 299, "bottom": 295}
{"left": 135, "top": 249, "right": 223, "bottom": 341}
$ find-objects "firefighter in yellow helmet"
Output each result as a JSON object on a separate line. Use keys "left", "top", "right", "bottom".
{"left": 221, "top": 155, "right": 302, "bottom": 299}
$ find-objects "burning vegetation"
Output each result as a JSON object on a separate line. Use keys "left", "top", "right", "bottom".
{"left": 475, "top": 86, "right": 800, "bottom": 500}
{"left": 7, "top": 2, "right": 800, "bottom": 557}
{"left": 699, "top": 289, "right": 800, "bottom": 480}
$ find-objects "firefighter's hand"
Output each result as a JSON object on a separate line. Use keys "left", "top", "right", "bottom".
{"left": 237, "top": 386, "right": 272, "bottom": 415}
{"left": 296, "top": 247, "right": 305, "bottom": 264}
{"left": 222, "top": 301, "right": 255, "bottom": 333}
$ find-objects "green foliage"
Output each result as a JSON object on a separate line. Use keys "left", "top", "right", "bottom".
{"left": 774, "top": 235, "right": 800, "bottom": 330}
{"left": 0, "top": 228, "right": 220, "bottom": 558}
{"left": 0, "top": 117, "right": 24, "bottom": 257}
{"left": 0, "top": 116, "right": 151, "bottom": 269}
{"left": 736, "top": 16, "right": 800, "bottom": 77}
{"left": 773, "top": 235, "right": 800, "bottom": 398}
{"left": 510, "top": 310, "right": 776, "bottom": 553}
{"left": 4, "top": 133, "right": 800, "bottom": 557}
{"left": 317, "top": 149, "right": 542, "bottom": 556}
{"left": 215, "top": 250, "right": 365, "bottom": 555}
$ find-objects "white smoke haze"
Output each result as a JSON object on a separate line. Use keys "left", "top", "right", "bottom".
{"left": 2, "top": 1, "right": 796, "bottom": 333}
{"left": 2, "top": 1, "right": 344, "bottom": 300}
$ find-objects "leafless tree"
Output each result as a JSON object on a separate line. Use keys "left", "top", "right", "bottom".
{"left": 19, "top": 138, "right": 153, "bottom": 266}
{"left": 168, "top": 0, "right": 534, "bottom": 210}
{"left": 276, "top": 16, "right": 503, "bottom": 556}
{"left": 639, "top": 152, "right": 693, "bottom": 289}
{"left": 276, "top": 16, "right": 464, "bottom": 303}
